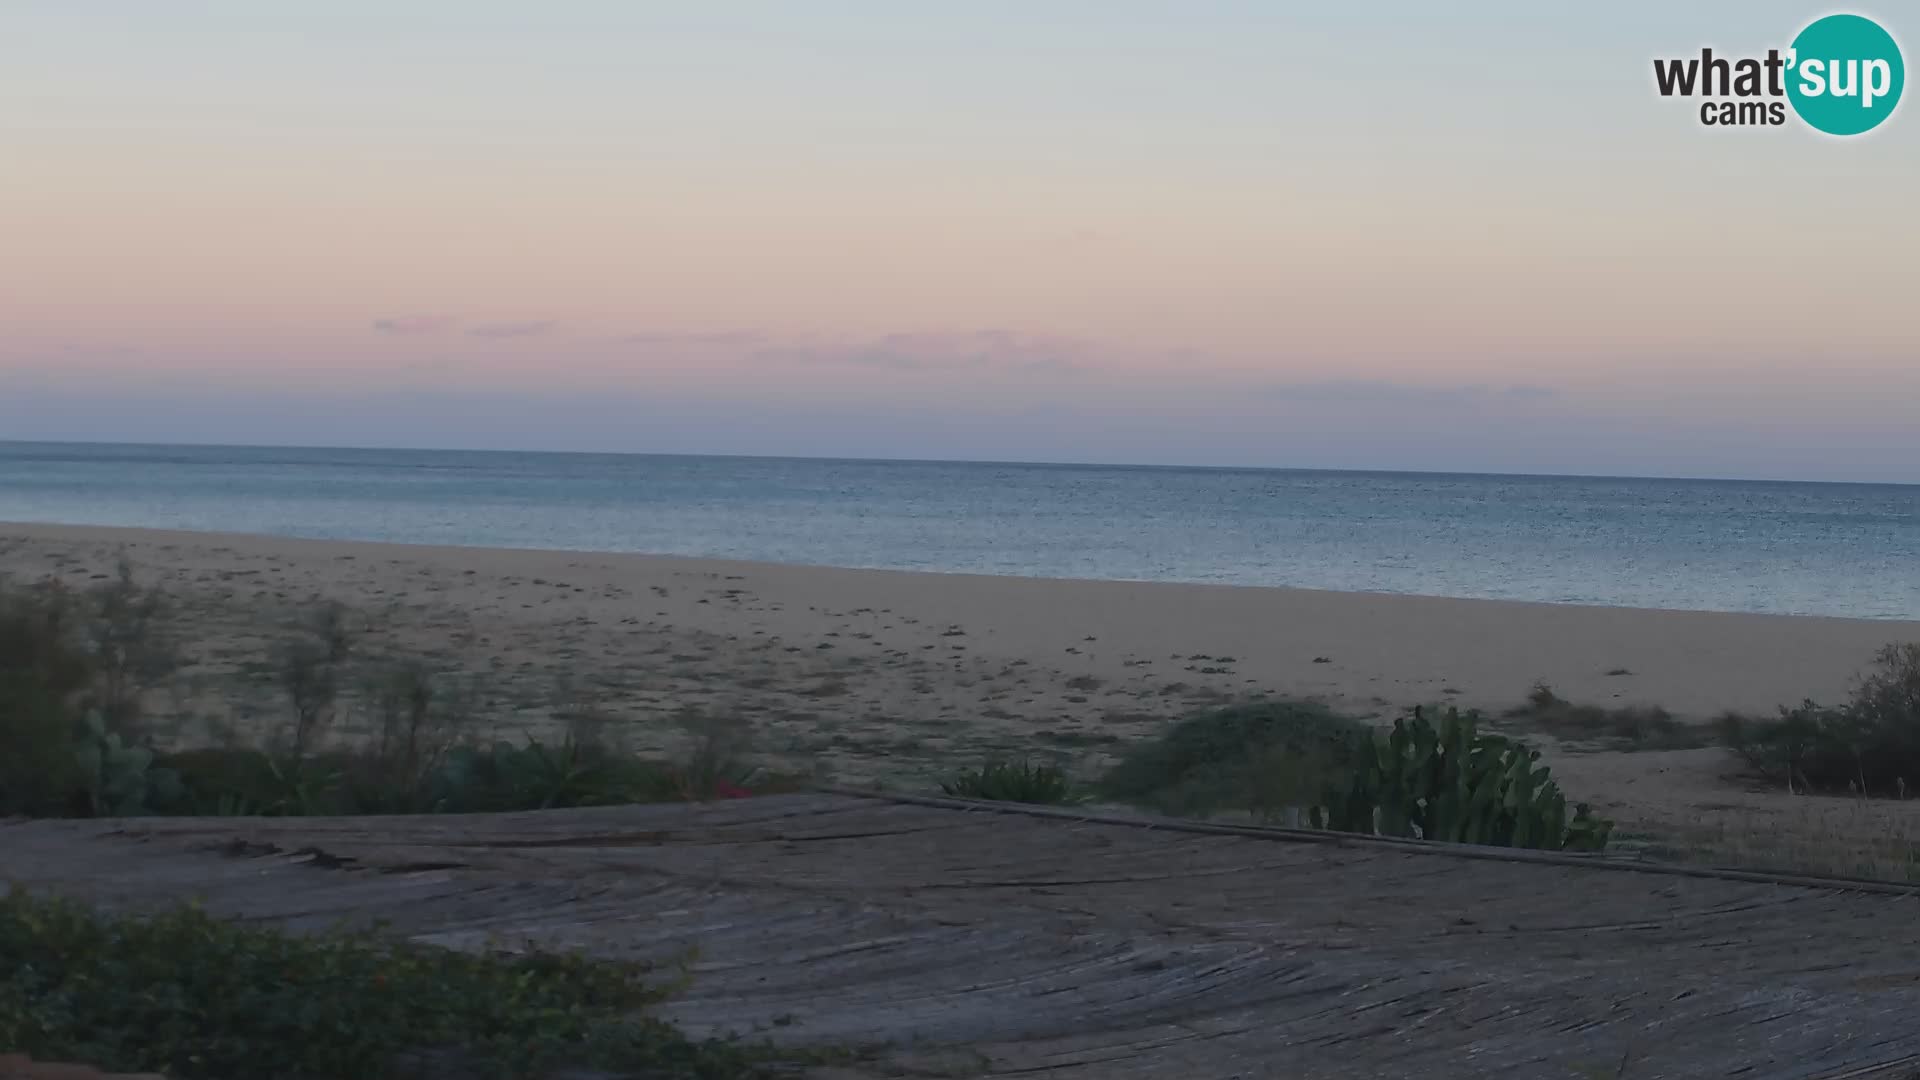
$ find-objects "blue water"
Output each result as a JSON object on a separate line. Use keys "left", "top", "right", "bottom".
{"left": 1, "top": 441, "right": 1917, "bottom": 619}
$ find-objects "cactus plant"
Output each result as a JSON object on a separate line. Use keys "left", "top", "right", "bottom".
{"left": 1311, "top": 706, "right": 1612, "bottom": 852}
{"left": 71, "top": 711, "right": 184, "bottom": 817}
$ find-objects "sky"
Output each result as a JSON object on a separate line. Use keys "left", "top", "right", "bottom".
{"left": 3, "top": 2, "right": 1917, "bottom": 481}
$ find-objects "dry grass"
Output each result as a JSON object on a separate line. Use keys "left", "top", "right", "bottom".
{"left": 1502, "top": 682, "right": 1710, "bottom": 751}
{"left": 1634, "top": 798, "right": 1920, "bottom": 881}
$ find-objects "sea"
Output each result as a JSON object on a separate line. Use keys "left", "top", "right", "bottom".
{"left": 1, "top": 441, "right": 1916, "bottom": 620}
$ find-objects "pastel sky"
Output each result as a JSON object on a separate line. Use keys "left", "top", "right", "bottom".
{"left": 3, "top": 2, "right": 1917, "bottom": 481}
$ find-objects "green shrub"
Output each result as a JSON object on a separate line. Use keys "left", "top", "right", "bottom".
{"left": 1505, "top": 683, "right": 1707, "bottom": 751}
{"left": 2, "top": 569, "right": 790, "bottom": 820}
{"left": 0, "top": 579, "right": 95, "bottom": 696}
{"left": 363, "top": 660, "right": 464, "bottom": 792}
{"left": 1719, "top": 643, "right": 1920, "bottom": 796}
{"left": 81, "top": 559, "right": 175, "bottom": 729}
{"left": 942, "top": 759, "right": 1075, "bottom": 804}
{"left": 1314, "top": 706, "right": 1611, "bottom": 851}
{"left": 1, "top": 579, "right": 182, "bottom": 818}
{"left": 274, "top": 603, "right": 357, "bottom": 761}
{"left": 162, "top": 746, "right": 377, "bottom": 816}
{"left": 422, "top": 735, "right": 661, "bottom": 812}
{"left": 159, "top": 734, "right": 796, "bottom": 817}
{"left": 0, "top": 888, "right": 766, "bottom": 1079}
{"left": 0, "top": 582, "right": 94, "bottom": 816}
{"left": 159, "top": 746, "right": 286, "bottom": 814}
{"left": 1095, "top": 701, "right": 1371, "bottom": 818}
{"left": 662, "top": 713, "right": 768, "bottom": 802}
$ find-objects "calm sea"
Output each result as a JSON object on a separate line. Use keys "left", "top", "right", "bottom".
{"left": 1, "top": 441, "right": 1916, "bottom": 619}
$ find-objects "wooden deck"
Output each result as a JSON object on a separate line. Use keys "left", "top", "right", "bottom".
{"left": 6, "top": 793, "right": 1920, "bottom": 1079}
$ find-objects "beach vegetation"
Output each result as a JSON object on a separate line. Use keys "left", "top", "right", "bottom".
{"left": 1313, "top": 705, "right": 1613, "bottom": 851}
{"left": 80, "top": 558, "right": 175, "bottom": 729}
{"left": 71, "top": 707, "right": 185, "bottom": 816}
{"left": 275, "top": 601, "right": 357, "bottom": 762}
{"left": 0, "top": 580, "right": 93, "bottom": 815}
{"left": 0, "top": 571, "right": 801, "bottom": 819}
{"left": 1091, "top": 700, "right": 1611, "bottom": 850}
{"left": 1503, "top": 683, "right": 1708, "bottom": 751}
{"left": 155, "top": 726, "right": 799, "bottom": 818}
{"left": 1718, "top": 642, "right": 1920, "bottom": 797}
{"left": 362, "top": 658, "right": 465, "bottom": 792}
{"left": 941, "top": 759, "right": 1075, "bottom": 804}
{"left": 661, "top": 711, "right": 770, "bottom": 801}
{"left": 0, "top": 888, "right": 773, "bottom": 1080}
{"left": 1095, "top": 700, "right": 1372, "bottom": 819}
{"left": 0, "top": 575, "right": 181, "bottom": 817}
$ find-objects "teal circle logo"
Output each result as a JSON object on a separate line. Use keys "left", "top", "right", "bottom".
{"left": 1787, "top": 14, "right": 1905, "bottom": 135}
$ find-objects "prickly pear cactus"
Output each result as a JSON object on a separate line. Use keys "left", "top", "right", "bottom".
{"left": 72, "top": 710, "right": 182, "bottom": 817}
{"left": 1311, "top": 706, "right": 1612, "bottom": 852}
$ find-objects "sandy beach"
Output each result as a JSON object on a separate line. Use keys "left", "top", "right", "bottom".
{"left": 7, "top": 520, "right": 1920, "bottom": 871}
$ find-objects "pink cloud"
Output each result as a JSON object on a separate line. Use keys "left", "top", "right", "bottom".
{"left": 617, "top": 329, "right": 764, "bottom": 346}
{"left": 371, "top": 315, "right": 454, "bottom": 336}
{"left": 1260, "top": 379, "right": 1560, "bottom": 403}
{"left": 760, "top": 330, "right": 1092, "bottom": 374}
{"left": 469, "top": 320, "right": 557, "bottom": 339}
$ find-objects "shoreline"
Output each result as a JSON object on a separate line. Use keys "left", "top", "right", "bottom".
{"left": 4, "top": 518, "right": 1914, "bottom": 625}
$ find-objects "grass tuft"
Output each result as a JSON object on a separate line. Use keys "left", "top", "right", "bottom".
{"left": 941, "top": 759, "right": 1075, "bottom": 804}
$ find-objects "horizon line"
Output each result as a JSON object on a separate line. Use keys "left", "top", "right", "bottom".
{"left": 5, "top": 437, "right": 1916, "bottom": 491}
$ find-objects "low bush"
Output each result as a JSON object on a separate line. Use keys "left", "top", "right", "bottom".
{"left": 0, "top": 568, "right": 802, "bottom": 820}
{"left": 419, "top": 735, "right": 677, "bottom": 813}
{"left": 663, "top": 713, "right": 775, "bottom": 802}
{"left": 1095, "top": 701, "right": 1371, "bottom": 818}
{"left": 1504, "top": 683, "right": 1707, "bottom": 751}
{"left": 941, "top": 759, "right": 1075, "bottom": 804}
{"left": 0, "top": 578, "right": 168, "bottom": 818}
{"left": 1720, "top": 642, "right": 1920, "bottom": 796}
{"left": 156, "top": 734, "right": 796, "bottom": 818}
{"left": 81, "top": 560, "right": 175, "bottom": 730}
{"left": 0, "top": 888, "right": 767, "bottom": 1080}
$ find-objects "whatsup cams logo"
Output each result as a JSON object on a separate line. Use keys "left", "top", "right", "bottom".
{"left": 1653, "top": 12, "right": 1904, "bottom": 134}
